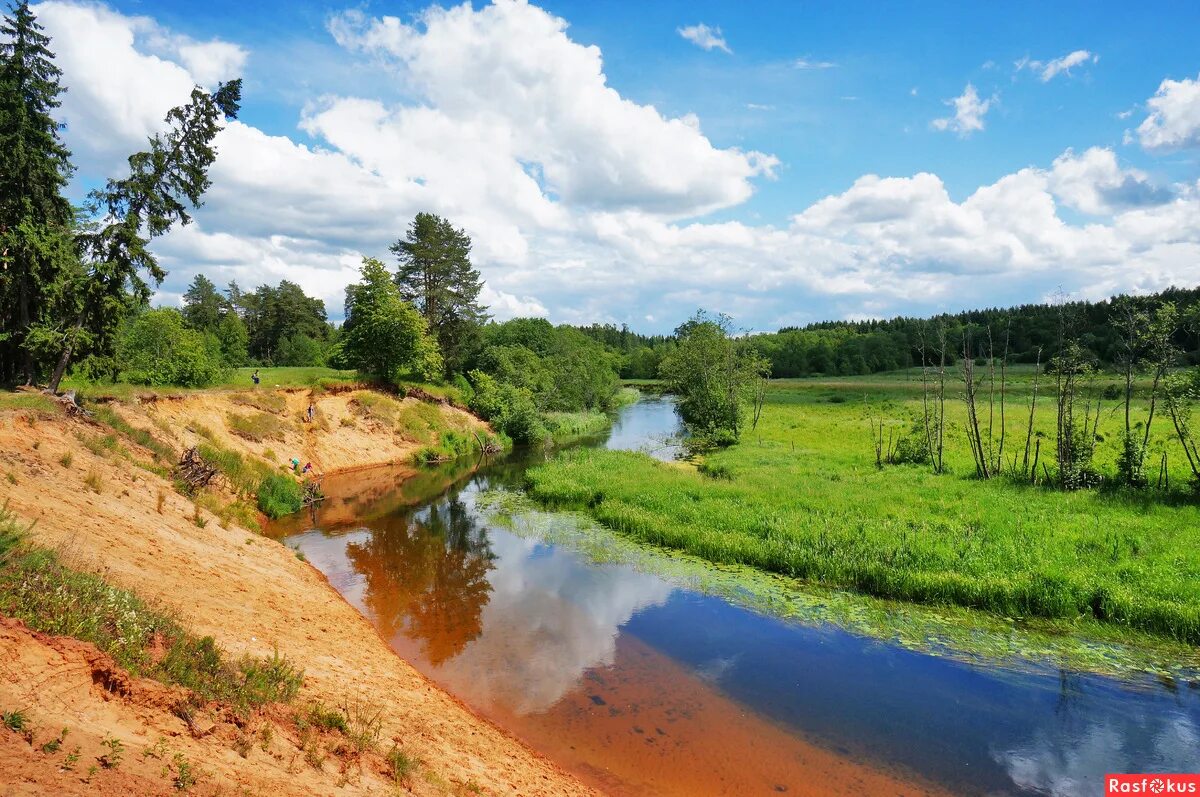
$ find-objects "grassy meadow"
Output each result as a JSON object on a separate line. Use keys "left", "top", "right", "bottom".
{"left": 59, "top": 367, "right": 361, "bottom": 401}
{"left": 526, "top": 370, "right": 1200, "bottom": 645}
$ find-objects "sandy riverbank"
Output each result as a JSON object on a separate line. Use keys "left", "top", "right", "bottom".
{"left": 0, "top": 388, "right": 595, "bottom": 795}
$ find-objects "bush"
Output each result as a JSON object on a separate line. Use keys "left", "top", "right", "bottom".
{"left": 450, "top": 373, "right": 474, "bottom": 405}
{"left": 467, "top": 370, "right": 547, "bottom": 445}
{"left": 117, "top": 309, "right": 229, "bottom": 387}
{"left": 413, "top": 430, "right": 474, "bottom": 464}
{"left": 257, "top": 474, "right": 303, "bottom": 519}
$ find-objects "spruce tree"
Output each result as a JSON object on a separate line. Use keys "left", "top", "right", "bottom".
{"left": 37, "top": 79, "right": 242, "bottom": 392}
{"left": 390, "top": 212, "right": 489, "bottom": 376}
{"left": 0, "top": 0, "right": 74, "bottom": 384}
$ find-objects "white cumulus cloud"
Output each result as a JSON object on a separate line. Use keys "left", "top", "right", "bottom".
{"left": 932, "top": 83, "right": 993, "bottom": 136}
{"left": 33, "top": 0, "right": 1200, "bottom": 331}
{"left": 1136, "top": 73, "right": 1200, "bottom": 151}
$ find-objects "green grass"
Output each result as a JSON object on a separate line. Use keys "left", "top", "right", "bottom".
{"left": 395, "top": 399, "right": 448, "bottom": 444}
{"left": 395, "top": 380, "right": 468, "bottom": 407}
{"left": 349, "top": 392, "right": 403, "bottom": 425}
{"left": 61, "top": 367, "right": 360, "bottom": 401}
{"left": 227, "top": 411, "right": 288, "bottom": 442}
{"left": 257, "top": 473, "right": 303, "bottom": 519}
{"left": 526, "top": 378, "right": 1200, "bottom": 644}
{"left": 92, "top": 405, "right": 177, "bottom": 462}
{"left": 413, "top": 429, "right": 479, "bottom": 464}
{"left": 0, "top": 392, "right": 61, "bottom": 415}
{"left": 542, "top": 410, "right": 611, "bottom": 439}
{"left": 2, "top": 708, "right": 28, "bottom": 732}
{"left": 196, "top": 443, "right": 273, "bottom": 496}
{"left": 0, "top": 505, "right": 303, "bottom": 714}
{"left": 230, "top": 391, "right": 288, "bottom": 414}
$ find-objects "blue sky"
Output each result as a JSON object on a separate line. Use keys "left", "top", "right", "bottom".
{"left": 37, "top": 0, "right": 1200, "bottom": 332}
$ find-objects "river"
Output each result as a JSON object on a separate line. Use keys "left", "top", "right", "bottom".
{"left": 273, "top": 397, "right": 1200, "bottom": 795}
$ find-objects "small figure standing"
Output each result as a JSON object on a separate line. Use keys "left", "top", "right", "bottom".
{"left": 252, "top": 369, "right": 260, "bottom": 386}
{"left": 306, "top": 402, "right": 315, "bottom": 422}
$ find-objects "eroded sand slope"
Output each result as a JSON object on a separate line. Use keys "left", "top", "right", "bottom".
{"left": 0, "top": 390, "right": 593, "bottom": 796}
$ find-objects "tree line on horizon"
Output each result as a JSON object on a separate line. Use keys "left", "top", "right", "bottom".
{"left": 570, "top": 286, "right": 1200, "bottom": 381}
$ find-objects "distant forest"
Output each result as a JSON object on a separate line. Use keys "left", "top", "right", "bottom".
{"left": 574, "top": 286, "right": 1200, "bottom": 380}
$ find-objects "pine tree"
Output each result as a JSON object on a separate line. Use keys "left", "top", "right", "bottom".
{"left": 390, "top": 213, "right": 489, "bottom": 376}
{"left": 0, "top": 0, "right": 74, "bottom": 384}
{"left": 181, "top": 273, "right": 225, "bottom": 332}
{"left": 36, "top": 79, "right": 242, "bottom": 392}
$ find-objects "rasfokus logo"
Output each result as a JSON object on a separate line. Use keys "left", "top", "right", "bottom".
{"left": 1107, "top": 775, "right": 1200, "bottom": 794}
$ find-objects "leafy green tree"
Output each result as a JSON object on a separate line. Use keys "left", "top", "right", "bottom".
{"left": 477, "top": 344, "right": 552, "bottom": 397}
{"left": 0, "top": 1, "right": 74, "bottom": 384}
{"left": 275, "top": 332, "right": 325, "bottom": 367}
{"left": 35, "top": 79, "right": 242, "bottom": 392}
{"left": 343, "top": 257, "right": 441, "bottom": 382}
{"left": 472, "top": 318, "right": 621, "bottom": 413}
{"left": 116, "top": 308, "right": 226, "bottom": 387}
{"left": 214, "top": 310, "right": 248, "bottom": 367}
{"left": 659, "top": 311, "right": 769, "bottom": 443}
{"left": 181, "top": 273, "right": 225, "bottom": 332}
{"left": 467, "top": 369, "right": 545, "bottom": 445}
{"left": 391, "top": 212, "right": 488, "bottom": 375}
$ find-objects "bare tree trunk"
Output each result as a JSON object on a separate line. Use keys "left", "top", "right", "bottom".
{"left": 985, "top": 327, "right": 996, "bottom": 473}
{"left": 961, "top": 333, "right": 990, "bottom": 478}
{"left": 46, "top": 319, "right": 83, "bottom": 394}
{"left": 918, "top": 326, "right": 936, "bottom": 470}
{"left": 997, "top": 328, "right": 1009, "bottom": 474}
{"left": 1022, "top": 348, "right": 1041, "bottom": 472}
{"left": 1168, "top": 403, "right": 1200, "bottom": 483}
{"left": 936, "top": 326, "right": 946, "bottom": 474}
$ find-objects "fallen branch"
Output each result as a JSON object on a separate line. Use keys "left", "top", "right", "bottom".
{"left": 175, "top": 447, "right": 219, "bottom": 492}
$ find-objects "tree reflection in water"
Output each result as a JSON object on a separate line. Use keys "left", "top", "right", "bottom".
{"left": 345, "top": 490, "right": 496, "bottom": 665}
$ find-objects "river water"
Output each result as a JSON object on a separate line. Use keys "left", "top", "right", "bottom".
{"left": 275, "top": 397, "right": 1200, "bottom": 795}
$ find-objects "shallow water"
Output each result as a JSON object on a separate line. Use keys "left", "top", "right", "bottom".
{"left": 277, "top": 398, "right": 1200, "bottom": 795}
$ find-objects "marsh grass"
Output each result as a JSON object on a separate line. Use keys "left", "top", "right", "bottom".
{"left": 527, "top": 381, "right": 1200, "bottom": 644}
{"left": 543, "top": 410, "right": 611, "bottom": 440}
